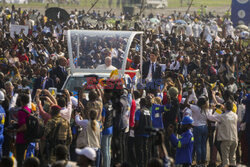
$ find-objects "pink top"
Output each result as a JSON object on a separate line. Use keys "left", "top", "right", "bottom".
{"left": 16, "top": 106, "right": 31, "bottom": 144}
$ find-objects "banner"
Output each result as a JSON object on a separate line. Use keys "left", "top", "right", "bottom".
{"left": 231, "top": 0, "right": 250, "bottom": 27}
{"left": 10, "top": 24, "right": 29, "bottom": 38}
{"left": 5, "top": 0, "right": 28, "bottom": 3}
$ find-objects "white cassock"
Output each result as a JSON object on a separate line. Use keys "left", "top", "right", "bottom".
{"left": 225, "top": 24, "right": 235, "bottom": 38}
{"left": 203, "top": 25, "right": 211, "bottom": 39}
{"left": 210, "top": 23, "right": 218, "bottom": 37}
{"left": 185, "top": 24, "right": 193, "bottom": 37}
{"left": 193, "top": 23, "right": 202, "bottom": 38}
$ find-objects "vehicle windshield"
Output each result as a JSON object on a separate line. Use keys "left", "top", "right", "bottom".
{"left": 68, "top": 30, "right": 133, "bottom": 71}
{"left": 63, "top": 76, "right": 87, "bottom": 92}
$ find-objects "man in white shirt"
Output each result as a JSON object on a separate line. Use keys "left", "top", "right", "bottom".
{"left": 203, "top": 23, "right": 212, "bottom": 39}
{"left": 185, "top": 23, "right": 193, "bottom": 37}
{"left": 58, "top": 90, "right": 72, "bottom": 123}
{"left": 206, "top": 100, "right": 238, "bottom": 167}
{"left": 226, "top": 77, "right": 238, "bottom": 94}
{"left": 225, "top": 22, "right": 235, "bottom": 38}
{"left": 96, "top": 57, "right": 117, "bottom": 70}
{"left": 170, "top": 59, "right": 180, "bottom": 71}
{"left": 193, "top": 22, "right": 202, "bottom": 38}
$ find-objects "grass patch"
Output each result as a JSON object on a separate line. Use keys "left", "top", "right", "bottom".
{"left": 2, "top": 0, "right": 231, "bottom": 9}
{"left": 168, "top": 0, "right": 231, "bottom": 7}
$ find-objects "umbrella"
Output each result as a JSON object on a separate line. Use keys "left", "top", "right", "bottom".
{"left": 174, "top": 20, "right": 187, "bottom": 25}
{"left": 150, "top": 18, "right": 160, "bottom": 23}
{"left": 83, "top": 17, "right": 99, "bottom": 26}
{"left": 236, "top": 25, "right": 249, "bottom": 31}
{"left": 45, "top": 7, "right": 70, "bottom": 22}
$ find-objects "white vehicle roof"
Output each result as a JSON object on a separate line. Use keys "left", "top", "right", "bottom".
{"left": 63, "top": 30, "right": 144, "bottom": 92}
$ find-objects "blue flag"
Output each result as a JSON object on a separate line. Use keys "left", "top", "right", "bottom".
{"left": 231, "top": 0, "right": 250, "bottom": 27}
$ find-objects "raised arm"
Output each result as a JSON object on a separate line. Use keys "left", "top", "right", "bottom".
{"left": 75, "top": 114, "right": 88, "bottom": 128}
{"left": 43, "top": 89, "right": 57, "bottom": 105}
{"left": 35, "top": 89, "right": 51, "bottom": 122}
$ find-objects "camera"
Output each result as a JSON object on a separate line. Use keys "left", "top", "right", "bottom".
{"left": 17, "top": 89, "right": 30, "bottom": 94}
{"left": 145, "top": 127, "right": 163, "bottom": 146}
{"left": 5, "top": 122, "right": 18, "bottom": 131}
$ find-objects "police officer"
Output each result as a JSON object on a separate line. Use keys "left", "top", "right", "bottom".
{"left": 168, "top": 116, "right": 194, "bottom": 167}
{"left": 0, "top": 90, "right": 5, "bottom": 159}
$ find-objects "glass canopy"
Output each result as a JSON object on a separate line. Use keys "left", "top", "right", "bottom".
{"left": 67, "top": 30, "right": 143, "bottom": 76}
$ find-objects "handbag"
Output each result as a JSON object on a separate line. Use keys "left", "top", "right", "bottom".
{"left": 76, "top": 129, "right": 88, "bottom": 148}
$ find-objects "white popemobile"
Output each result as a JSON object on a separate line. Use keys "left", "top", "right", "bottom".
{"left": 61, "top": 30, "right": 144, "bottom": 93}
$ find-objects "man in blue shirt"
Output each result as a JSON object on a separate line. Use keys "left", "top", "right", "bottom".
{"left": 151, "top": 103, "right": 171, "bottom": 129}
{"left": 0, "top": 90, "right": 6, "bottom": 159}
{"left": 168, "top": 116, "right": 194, "bottom": 167}
{"left": 101, "top": 88, "right": 113, "bottom": 167}
{"left": 135, "top": 98, "right": 152, "bottom": 167}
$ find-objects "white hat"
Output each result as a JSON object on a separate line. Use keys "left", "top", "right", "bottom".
{"left": 75, "top": 147, "right": 96, "bottom": 161}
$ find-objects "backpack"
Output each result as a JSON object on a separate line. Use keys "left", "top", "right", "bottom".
{"left": 22, "top": 109, "right": 45, "bottom": 142}
{"left": 76, "top": 128, "right": 88, "bottom": 148}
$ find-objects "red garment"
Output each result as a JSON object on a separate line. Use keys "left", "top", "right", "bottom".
{"left": 162, "top": 92, "right": 168, "bottom": 105}
{"left": 125, "top": 67, "right": 136, "bottom": 79}
{"left": 178, "top": 94, "right": 182, "bottom": 103}
{"left": 162, "top": 92, "right": 182, "bottom": 105}
{"left": 28, "top": 29, "right": 33, "bottom": 35}
{"left": 16, "top": 106, "right": 31, "bottom": 144}
{"left": 18, "top": 54, "right": 29, "bottom": 62}
{"left": 129, "top": 99, "right": 136, "bottom": 128}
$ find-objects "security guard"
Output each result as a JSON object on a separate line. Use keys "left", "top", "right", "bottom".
{"left": 168, "top": 116, "right": 194, "bottom": 167}
{"left": 0, "top": 91, "right": 5, "bottom": 159}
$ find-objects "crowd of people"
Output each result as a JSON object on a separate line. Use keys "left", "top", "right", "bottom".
{"left": 0, "top": 4, "right": 249, "bottom": 167}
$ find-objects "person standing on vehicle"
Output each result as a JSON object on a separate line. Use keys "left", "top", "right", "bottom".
{"left": 50, "top": 57, "right": 68, "bottom": 90}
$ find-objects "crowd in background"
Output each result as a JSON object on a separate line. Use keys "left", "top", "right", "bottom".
{"left": 0, "top": 4, "right": 249, "bottom": 167}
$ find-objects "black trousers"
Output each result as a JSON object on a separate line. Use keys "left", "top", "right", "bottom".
{"left": 16, "top": 143, "right": 28, "bottom": 167}
{"left": 127, "top": 136, "right": 136, "bottom": 166}
{"left": 135, "top": 136, "right": 149, "bottom": 167}
{"left": 208, "top": 126, "right": 215, "bottom": 163}
{"left": 2, "top": 135, "right": 10, "bottom": 157}
{"left": 111, "top": 132, "right": 128, "bottom": 165}
{"left": 246, "top": 123, "right": 250, "bottom": 166}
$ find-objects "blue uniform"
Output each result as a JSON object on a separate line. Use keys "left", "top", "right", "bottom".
{"left": 170, "top": 129, "right": 194, "bottom": 165}
{"left": 0, "top": 105, "right": 5, "bottom": 159}
{"left": 26, "top": 143, "right": 36, "bottom": 158}
{"left": 151, "top": 104, "right": 171, "bottom": 129}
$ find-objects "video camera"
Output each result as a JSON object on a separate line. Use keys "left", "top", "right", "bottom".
{"left": 145, "top": 127, "right": 164, "bottom": 146}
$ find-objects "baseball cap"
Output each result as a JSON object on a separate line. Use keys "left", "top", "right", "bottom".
{"left": 75, "top": 147, "right": 96, "bottom": 161}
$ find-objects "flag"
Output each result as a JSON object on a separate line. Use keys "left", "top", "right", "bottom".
{"left": 231, "top": 0, "right": 250, "bottom": 27}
